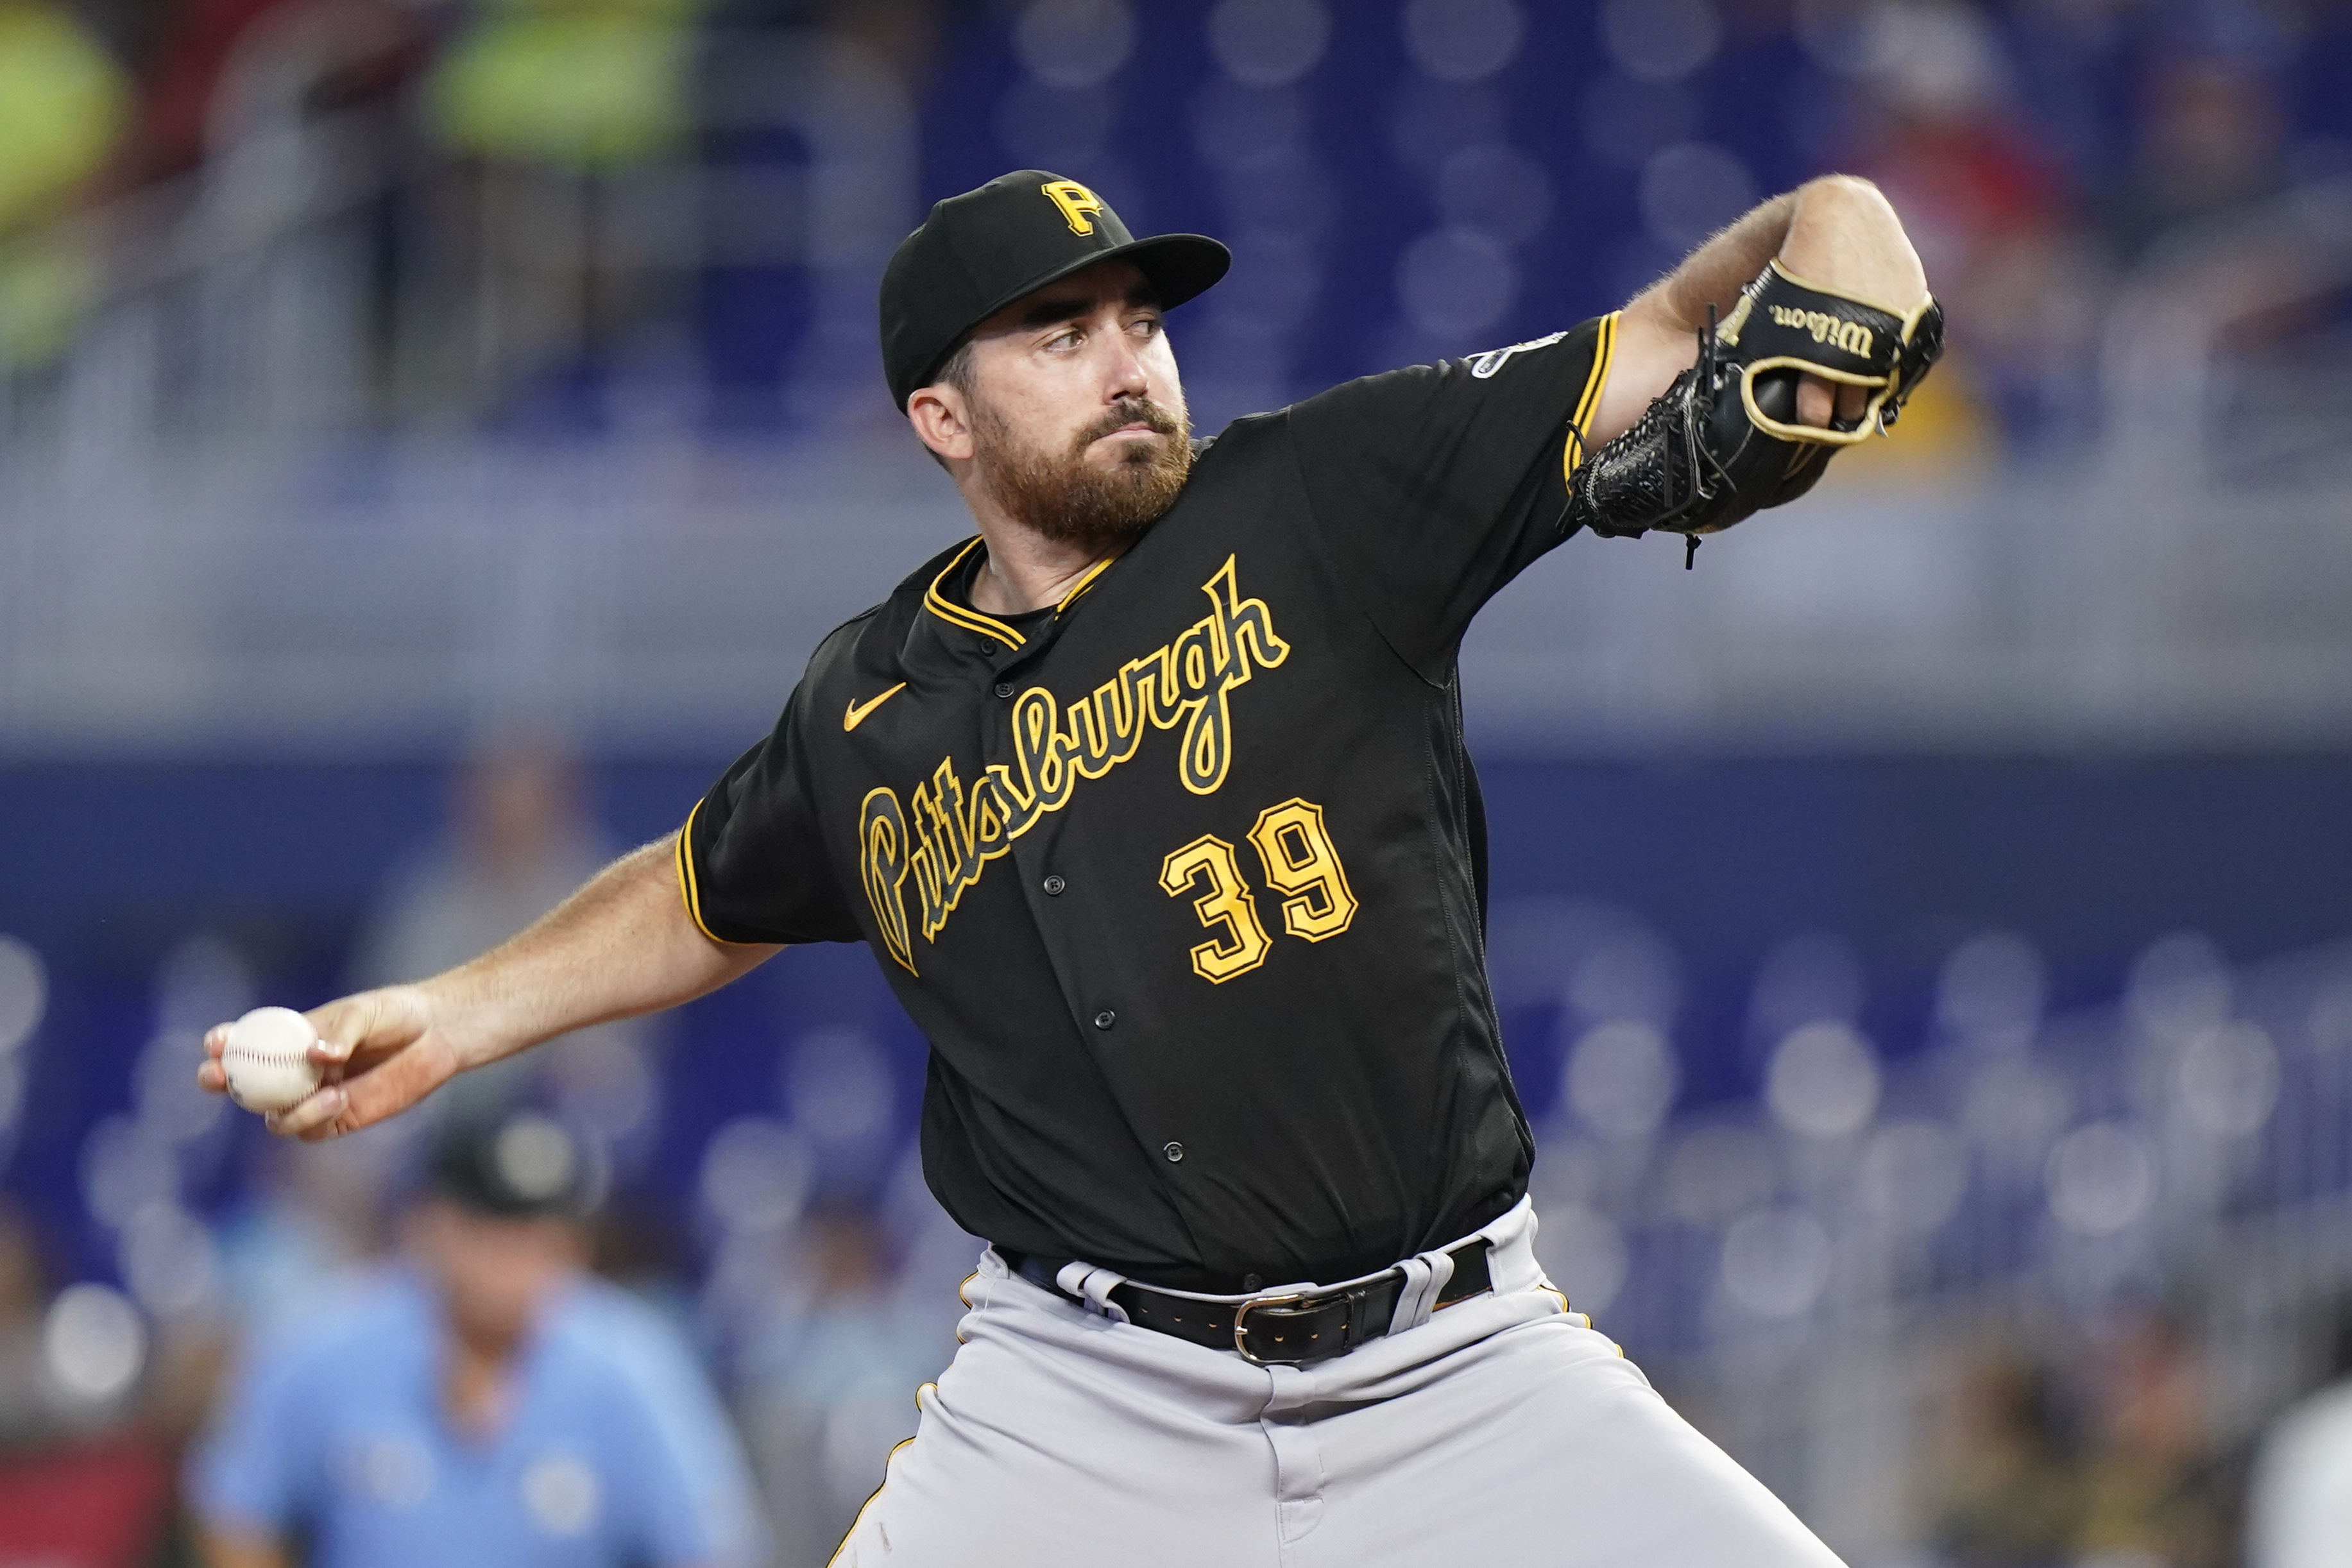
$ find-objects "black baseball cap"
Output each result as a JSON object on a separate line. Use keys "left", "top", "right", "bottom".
{"left": 427, "top": 1109, "right": 597, "bottom": 1218}
{"left": 880, "top": 170, "right": 1230, "bottom": 414}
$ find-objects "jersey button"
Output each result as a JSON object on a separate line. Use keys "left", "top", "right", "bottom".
{"left": 1163, "top": 1142, "right": 1184, "bottom": 1163}
{"left": 1042, "top": 874, "right": 1066, "bottom": 896}
{"left": 994, "top": 681, "right": 1015, "bottom": 698}
{"left": 1093, "top": 1009, "right": 1116, "bottom": 1030}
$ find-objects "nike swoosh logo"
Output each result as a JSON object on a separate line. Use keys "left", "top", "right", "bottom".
{"left": 844, "top": 683, "right": 908, "bottom": 732}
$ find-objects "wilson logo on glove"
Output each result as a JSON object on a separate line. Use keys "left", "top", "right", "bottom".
{"left": 1765, "top": 306, "right": 1875, "bottom": 357}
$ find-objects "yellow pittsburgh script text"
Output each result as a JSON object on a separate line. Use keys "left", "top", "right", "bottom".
{"left": 858, "top": 556, "right": 1289, "bottom": 974}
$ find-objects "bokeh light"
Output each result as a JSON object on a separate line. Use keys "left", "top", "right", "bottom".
{"left": 43, "top": 1283, "right": 146, "bottom": 1406}
{"left": 1396, "top": 226, "right": 1519, "bottom": 339}
{"left": 1721, "top": 1206, "right": 1832, "bottom": 1318}
{"left": 1564, "top": 1020, "right": 1680, "bottom": 1143}
{"left": 1012, "top": 0, "right": 1136, "bottom": 90}
{"left": 1401, "top": 0, "right": 1525, "bottom": 85}
{"left": 699, "top": 1116, "right": 816, "bottom": 1236}
{"left": 1766, "top": 1023, "right": 1883, "bottom": 1141}
{"left": 0, "top": 935, "right": 47, "bottom": 1055}
{"left": 1535, "top": 1202, "right": 1630, "bottom": 1317}
{"left": 2173, "top": 1021, "right": 2280, "bottom": 1141}
{"left": 1859, "top": 1120, "right": 1968, "bottom": 1236}
{"left": 1206, "top": 0, "right": 1331, "bottom": 88}
{"left": 1600, "top": 0, "right": 1723, "bottom": 84}
{"left": 2046, "top": 1121, "right": 2158, "bottom": 1237}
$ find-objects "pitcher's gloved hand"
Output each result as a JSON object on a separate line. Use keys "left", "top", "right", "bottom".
{"left": 1568, "top": 260, "right": 1945, "bottom": 543}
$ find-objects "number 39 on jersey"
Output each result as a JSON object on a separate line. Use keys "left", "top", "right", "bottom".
{"left": 1159, "top": 797, "right": 1358, "bottom": 984}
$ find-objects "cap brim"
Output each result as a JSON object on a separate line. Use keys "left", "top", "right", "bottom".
{"left": 921, "top": 234, "right": 1231, "bottom": 391}
{"left": 1098, "top": 233, "right": 1232, "bottom": 314}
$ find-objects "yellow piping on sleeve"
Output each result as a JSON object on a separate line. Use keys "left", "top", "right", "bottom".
{"left": 676, "top": 799, "right": 754, "bottom": 946}
{"left": 1564, "top": 311, "right": 1619, "bottom": 483}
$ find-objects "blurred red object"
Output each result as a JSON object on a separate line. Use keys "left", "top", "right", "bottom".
{"left": 0, "top": 1438, "right": 175, "bottom": 1568}
{"left": 124, "top": 0, "right": 430, "bottom": 186}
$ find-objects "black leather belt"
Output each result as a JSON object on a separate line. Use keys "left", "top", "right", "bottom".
{"left": 1003, "top": 1240, "right": 1493, "bottom": 1367}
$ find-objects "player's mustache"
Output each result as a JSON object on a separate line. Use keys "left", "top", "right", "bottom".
{"left": 1074, "top": 399, "right": 1184, "bottom": 452}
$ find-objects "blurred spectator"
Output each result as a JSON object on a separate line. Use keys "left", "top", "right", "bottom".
{"left": 1831, "top": 0, "right": 2088, "bottom": 458}
{"left": 424, "top": 0, "right": 706, "bottom": 408}
{"left": 1926, "top": 1347, "right": 2086, "bottom": 1568}
{"left": 350, "top": 733, "right": 659, "bottom": 1152}
{"left": 0, "top": 1205, "right": 180, "bottom": 1568}
{"left": 2245, "top": 1301, "right": 2352, "bottom": 1568}
{"left": 0, "top": 1202, "right": 57, "bottom": 1449}
{"left": 189, "top": 1109, "right": 765, "bottom": 1568}
{"left": 116, "top": 0, "right": 429, "bottom": 187}
{"left": 2076, "top": 1310, "right": 2228, "bottom": 1568}
{"left": 430, "top": 0, "right": 698, "bottom": 171}
{"left": 0, "top": 1, "right": 129, "bottom": 228}
{"left": 0, "top": 0, "right": 131, "bottom": 368}
{"left": 738, "top": 1204, "right": 942, "bottom": 1564}
{"left": 2101, "top": 54, "right": 2287, "bottom": 264}
{"left": 103, "top": 0, "right": 434, "bottom": 419}
{"left": 354, "top": 733, "right": 606, "bottom": 987}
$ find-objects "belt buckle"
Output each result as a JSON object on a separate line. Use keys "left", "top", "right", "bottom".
{"left": 1231, "top": 1291, "right": 1311, "bottom": 1366}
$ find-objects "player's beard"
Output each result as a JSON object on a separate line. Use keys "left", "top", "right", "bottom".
{"left": 970, "top": 393, "right": 1193, "bottom": 554}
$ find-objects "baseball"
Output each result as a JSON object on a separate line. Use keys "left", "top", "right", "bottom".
{"left": 221, "top": 1006, "right": 323, "bottom": 1113}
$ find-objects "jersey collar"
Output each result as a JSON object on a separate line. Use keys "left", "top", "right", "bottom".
{"left": 921, "top": 536, "right": 1121, "bottom": 650}
{"left": 923, "top": 538, "right": 1027, "bottom": 649}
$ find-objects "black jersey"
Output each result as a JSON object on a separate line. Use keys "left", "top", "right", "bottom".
{"left": 682, "top": 312, "right": 1619, "bottom": 1291}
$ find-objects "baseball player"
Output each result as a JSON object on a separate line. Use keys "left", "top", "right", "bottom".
{"left": 202, "top": 168, "right": 1938, "bottom": 1565}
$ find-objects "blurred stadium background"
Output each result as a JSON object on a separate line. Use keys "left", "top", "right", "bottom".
{"left": 3, "top": 0, "right": 2351, "bottom": 1563}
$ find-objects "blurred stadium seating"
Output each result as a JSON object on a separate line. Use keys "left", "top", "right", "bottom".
{"left": 3, "top": 1, "right": 2351, "bottom": 1564}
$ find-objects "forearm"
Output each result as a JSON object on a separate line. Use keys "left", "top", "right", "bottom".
{"left": 425, "top": 837, "right": 775, "bottom": 1070}
{"left": 1648, "top": 191, "right": 1797, "bottom": 334}
{"left": 219, "top": 837, "right": 780, "bottom": 1138}
{"left": 1596, "top": 176, "right": 1929, "bottom": 443}
{"left": 1650, "top": 177, "right": 1927, "bottom": 332}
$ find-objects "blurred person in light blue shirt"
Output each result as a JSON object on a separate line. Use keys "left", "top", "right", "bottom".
{"left": 189, "top": 1110, "right": 766, "bottom": 1568}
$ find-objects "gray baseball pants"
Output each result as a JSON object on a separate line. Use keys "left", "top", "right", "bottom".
{"left": 831, "top": 1198, "right": 1845, "bottom": 1567}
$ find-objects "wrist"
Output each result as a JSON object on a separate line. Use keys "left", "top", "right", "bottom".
{"left": 406, "top": 973, "right": 507, "bottom": 1075}
{"left": 1779, "top": 177, "right": 1927, "bottom": 311}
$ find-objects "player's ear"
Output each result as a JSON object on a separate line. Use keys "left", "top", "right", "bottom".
{"left": 908, "top": 383, "right": 976, "bottom": 465}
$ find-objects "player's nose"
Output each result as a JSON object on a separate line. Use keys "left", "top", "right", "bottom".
{"left": 1101, "top": 330, "right": 1152, "bottom": 405}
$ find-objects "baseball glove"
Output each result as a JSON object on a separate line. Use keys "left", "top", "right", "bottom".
{"left": 1567, "top": 260, "right": 1945, "bottom": 554}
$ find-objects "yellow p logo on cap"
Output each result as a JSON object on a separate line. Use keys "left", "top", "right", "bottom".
{"left": 1041, "top": 180, "right": 1106, "bottom": 235}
